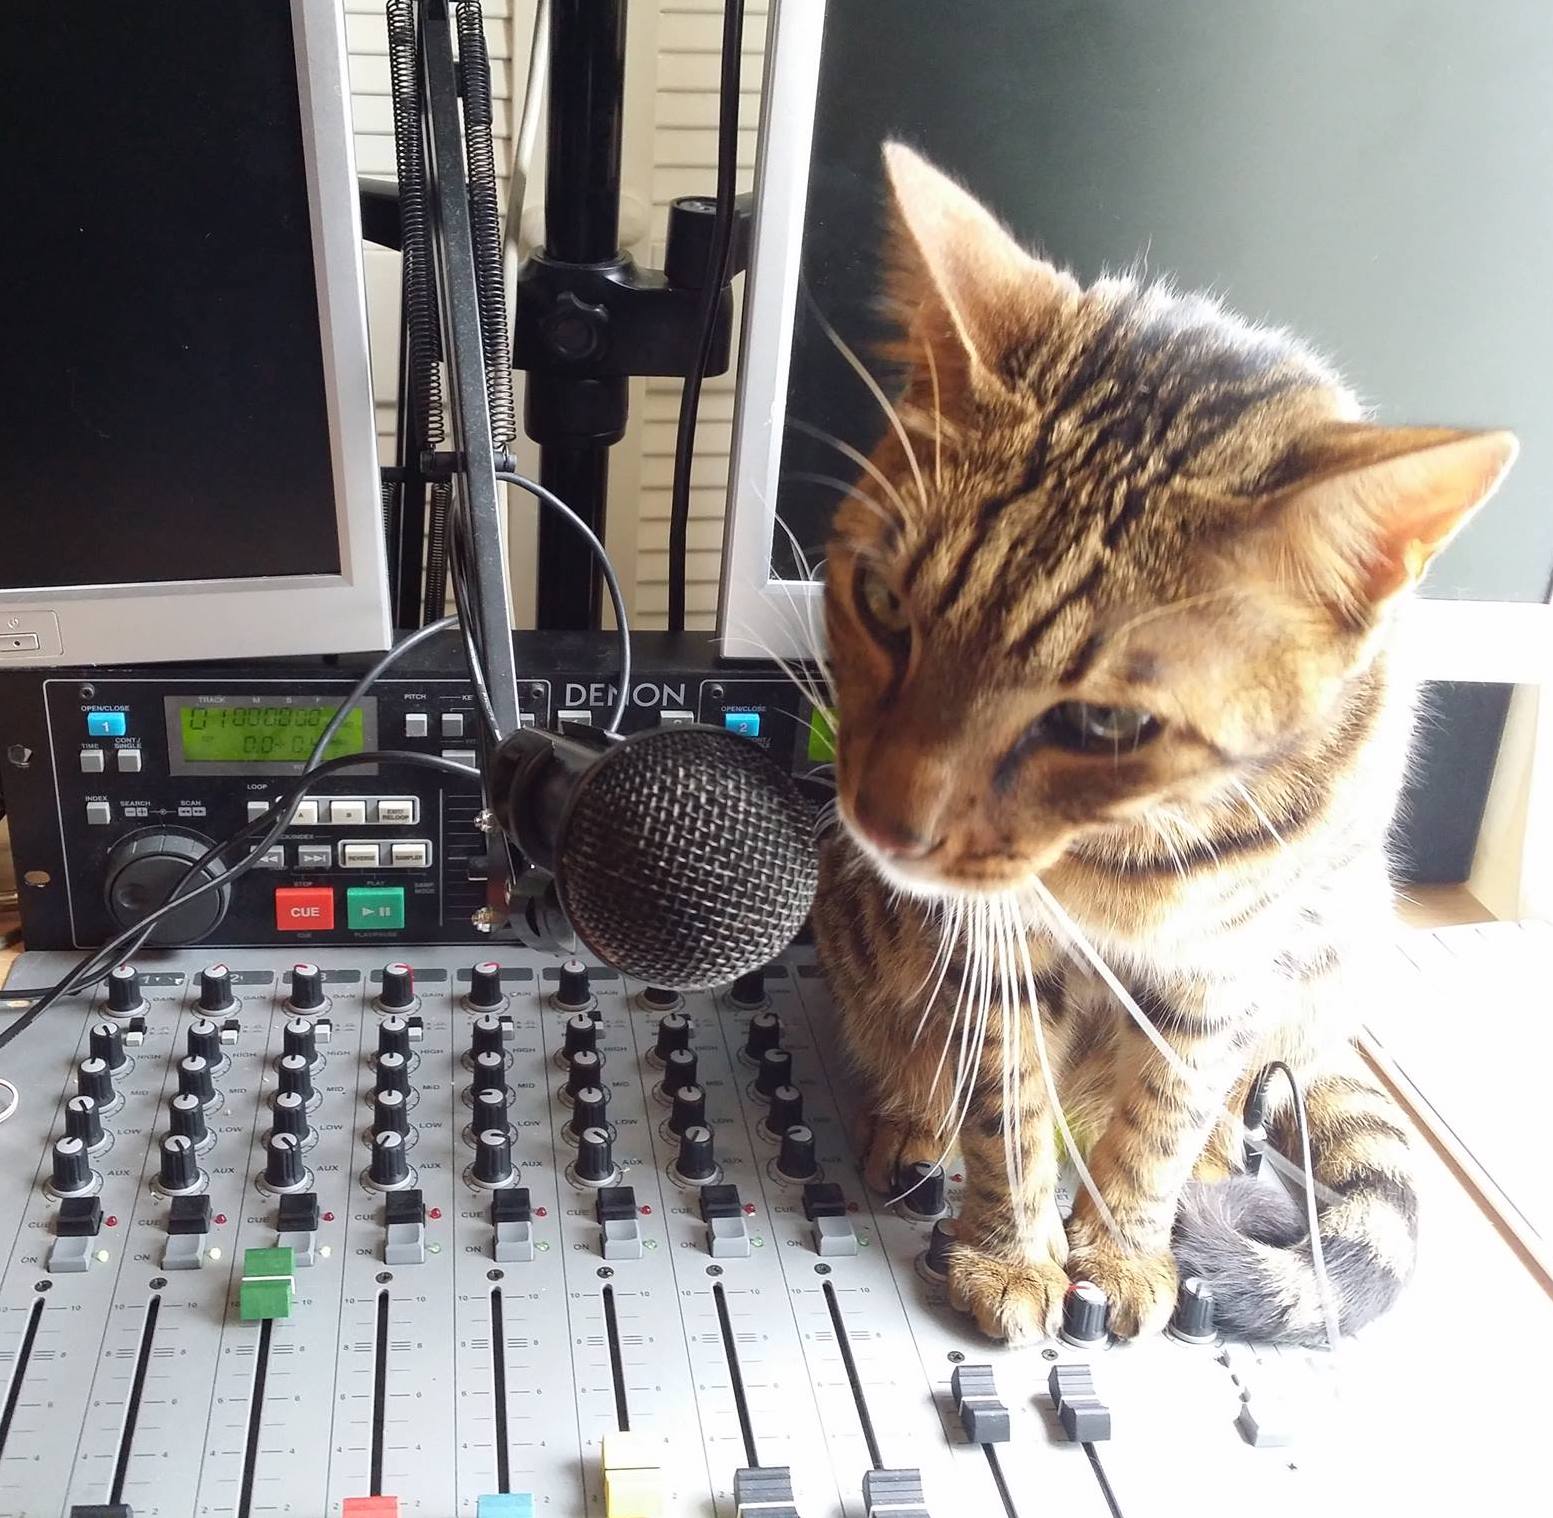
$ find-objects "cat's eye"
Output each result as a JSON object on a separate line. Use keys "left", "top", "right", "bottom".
{"left": 854, "top": 564, "right": 912, "bottom": 640}
{"left": 1045, "top": 701, "right": 1160, "bottom": 751}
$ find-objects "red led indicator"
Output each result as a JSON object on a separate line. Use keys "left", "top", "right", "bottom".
{"left": 535, "top": 1206, "right": 548, "bottom": 1218}
{"left": 322, "top": 1211, "right": 336, "bottom": 1223}
{"left": 428, "top": 1207, "right": 442, "bottom": 1221}
{"left": 951, "top": 1173, "right": 963, "bottom": 1183}
{"left": 640, "top": 1205, "right": 653, "bottom": 1216}
{"left": 105, "top": 1215, "right": 119, "bottom": 1228}
{"left": 743, "top": 1203, "right": 757, "bottom": 1215}
{"left": 848, "top": 1202, "right": 859, "bottom": 1212}
{"left": 214, "top": 1213, "right": 228, "bottom": 1226}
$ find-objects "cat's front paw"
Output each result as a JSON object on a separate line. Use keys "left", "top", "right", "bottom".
{"left": 947, "top": 1244, "right": 1070, "bottom": 1344}
{"left": 856, "top": 1112, "right": 941, "bottom": 1194}
{"left": 1064, "top": 1242, "right": 1178, "bottom": 1339}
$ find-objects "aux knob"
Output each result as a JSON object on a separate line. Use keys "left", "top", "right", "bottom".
{"left": 743, "top": 1010, "right": 781, "bottom": 1063}
{"left": 669, "top": 1083, "right": 707, "bottom": 1138}
{"left": 88, "top": 1021, "right": 128, "bottom": 1073}
{"left": 1061, "top": 1281, "right": 1110, "bottom": 1348}
{"left": 77, "top": 1056, "right": 116, "bottom": 1109}
{"left": 573, "top": 1126, "right": 616, "bottom": 1187}
{"left": 375, "top": 1050, "right": 411, "bottom": 1098}
{"left": 766, "top": 1083, "right": 804, "bottom": 1136}
{"left": 653, "top": 1013, "right": 692, "bottom": 1061}
{"left": 897, "top": 1162, "right": 948, "bottom": 1220}
{"left": 374, "top": 1088, "right": 412, "bottom": 1138}
{"left": 197, "top": 963, "right": 236, "bottom": 1014}
{"left": 158, "top": 1133, "right": 201, "bottom": 1194}
{"left": 777, "top": 1124, "right": 819, "bottom": 1181}
{"left": 660, "top": 1046, "right": 698, "bottom": 1099}
{"left": 264, "top": 1132, "right": 307, "bottom": 1192}
{"left": 368, "top": 1130, "right": 411, "bottom": 1189}
{"left": 1170, "top": 1276, "right": 1218, "bottom": 1345}
{"left": 64, "top": 1095, "right": 105, "bottom": 1151}
{"left": 187, "top": 1017, "right": 223, "bottom": 1067}
{"left": 562, "top": 1013, "right": 597, "bottom": 1061}
{"left": 277, "top": 1053, "right": 314, "bottom": 1104}
{"left": 376, "top": 962, "right": 416, "bottom": 1013}
{"left": 105, "top": 964, "right": 145, "bottom": 1016}
{"left": 168, "top": 1092, "right": 208, "bottom": 1147}
{"left": 470, "top": 1086, "right": 510, "bottom": 1135}
{"left": 271, "top": 1090, "right": 310, "bottom": 1144}
{"left": 674, "top": 1124, "right": 719, "bottom": 1185}
{"left": 282, "top": 1016, "right": 318, "bottom": 1064}
{"left": 470, "top": 1014, "right": 506, "bottom": 1061}
{"left": 555, "top": 958, "right": 592, "bottom": 1012}
{"left": 756, "top": 1047, "right": 793, "bottom": 1098}
{"left": 466, "top": 960, "right": 506, "bottom": 1013}
{"left": 51, "top": 1136, "right": 95, "bottom": 1195}
{"left": 569, "top": 1085, "right": 609, "bottom": 1139}
{"left": 377, "top": 1016, "right": 412, "bottom": 1061}
{"left": 565, "top": 1049, "right": 604, "bottom": 1100}
{"left": 286, "top": 963, "right": 327, "bottom": 1013}
{"left": 471, "top": 1128, "right": 515, "bottom": 1188}
{"left": 729, "top": 967, "right": 767, "bottom": 1010}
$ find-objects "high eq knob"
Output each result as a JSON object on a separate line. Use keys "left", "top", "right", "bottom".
{"left": 668, "top": 1083, "right": 707, "bottom": 1138}
{"left": 743, "top": 1010, "right": 781, "bottom": 1063}
{"left": 158, "top": 1133, "right": 201, "bottom": 1195}
{"left": 368, "top": 1130, "right": 412, "bottom": 1189}
{"left": 765, "top": 1083, "right": 804, "bottom": 1137}
{"left": 51, "top": 1136, "right": 95, "bottom": 1196}
{"left": 186, "top": 1017, "right": 223, "bottom": 1069}
{"left": 105, "top": 964, "right": 145, "bottom": 1016}
{"left": 565, "top": 1049, "right": 604, "bottom": 1101}
{"left": 641, "top": 985, "right": 679, "bottom": 1013}
{"left": 1170, "top": 1276, "right": 1218, "bottom": 1345}
{"left": 729, "top": 966, "right": 767, "bottom": 1010}
{"left": 374, "top": 1088, "right": 412, "bottom": 1139}
{"left": 471, "top": 1129, "right": 515, "bottom": 1188}
{"left": 282, "top": 1016, "right": 319, "bottom": 1065}
{"left": 570, "top": 1085, "right": 609, "bottom": 1140}
{"left": 376, "top": 962, "right": 417, "bottom": 1014}
{"left": 660, "top": 1047, "right": 698, "bottom": 1100}
{"left": 77, "top": 1057, "right": 116, "bottom": 1110}
{"left": 276, "top": 1053, "right": 314, "bottom": 1105}
{"left": 470, "top": 1014, "right": 506, "bottom": 1062}
{"left": 897, "top": 1162, "right": 948, "bottom": 1220}
{"left": 756, "top": 1047, "right": 793, "bottom": 1099}
{"left": 561, "top": 1013, "right": 597, "bottom": 1062}
{"left": 573, "top": 1126, "right": 617, "bottom": 1187}
{"left": 673, "top": 1124, "right": 719, "bottom": 1186}
{"left": 555, "top": 958, "right": 592, "bottom": 1013}
{"left": 466, "top": 960, "right": 506, "bottom": 1013}
{"left": 168, "top": 1092, "right": 209, "bottom": 1148}
{"left": 88, "top": 1021, "right": 128, "bottom": 1073}
{"left": 377, "top": 1016, "right": 412, "bottom": 1061}
{"left": 264, "top": 1132, "right": 307, "bottom": 1192}
{"left": 652, "top": 1013, "right": 692, "bottom": 1062}
{"left": 1061, "top": 1281, "right": 1110, "bottom": 1348}
{"left": 776, "top": 1124, "right": 819, "bottom": 1182}
{"left": 286, "top": 963, "right": 328, "bottom": 1014}
{"left": 271, "top": 1090, "right": 311, "bottom": 1144}
{"left": 63, "top": 1096, "right": 105, "bottom": 1152}
{"left": 196, "top": 963, "right": 236, "bottom": 1014}
{"left": 375, "top": 1051, "right": 411, "bottom": 1099}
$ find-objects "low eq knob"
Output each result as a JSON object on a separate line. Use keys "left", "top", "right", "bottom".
{"left": 271, "top": 1090, "right": 311, "bottom": 1144}
{"left": 660, "top": 1047, "right": 698, "bottom": 1099}
{"left": 64, "top": 1095, "right": 105, "bottom": 1151}
{"left": 897, "top": 1162, "right": 947, "bottom": 1220}
{"left": 641, "top": 986, "right": 679, "bottom": 1012}
{"left": 573, "top": 1126, "right": 616, "bottom": 1186}
{"left": 1170, "top": 1276, "right": 1218, "bottom": 1345}
{"left": 569, "top": 1085, "right": 609, "bottom": 1140}
{"left": 743, "top": 1010, "right": 781, "bottom": 1063}
{"left": 729, "top": 967, "right": 767, "bottom": 1010}
{"left": 1061, "top": 1281, "right": 1110, "bottom": 1348}
{"left": 765, "top": 1083, "right": 804, "bottom": 1136}
{"left": 469, "top": 1014, "right": 506, "bottom": 1061}
{"left": 282, "top": 1016, "right": 318, "bottom": 1064}
{"left": 673, "top": 1124, "right": 719, "bottom": 1185}
{"left": 375, "top": 1051, "right": 411, "bottom": 1099}
{"left": 186, "top": 1017, "right": 223, "bottom": 1067}
{"left": 555, "top": 959, "right": 592, "bottom": 1012}
{"left": 466, "top": 960, "right": 506, "bottom": 1013}
{"left": 105, "top": 964, "right": 145, "bottom": 1016}
{"left": 756, "top": 1047, "right": 793, "bottom": 1098}
{"left": 777, "top": 1124, "right": 819, "bottom": 1182}
{"left": 264, "top": 1132, "right": 307, "bottom": 1192}
{"left": 374, "top": 1088, "right": 412, "bottom": 1138}
{"left": 369, "top": 1130, "right": 412, "bottom": 1189}
{"left": 668, "top": 1083, "right": 707, "bottom": 1138}
{"left": 376, "top": 962, "right": 417, "bottom": 1014}
{"left": 922, "top": 1217, "right": 956, "bottom": 1279}
{"left": 469, "top": 1086, "right": 510, "bottom": 1136}
{"left": 51, "top": 1136, "right": 95, "bottom": 1196}
{"left": 77, "top": 1057, "right": 115, "bottom": 1109}
{"left": 377, "top": 1016, "right": 412, "bottom": 1061}
{"left": 277, "top": 1053, "right": 314, "bottom": 1104}
{"left": 565, "top": 1049, "right": 604, "bottom": 1100}
{"left": 653, "top": 1013, "right": 692, "bottom": 1061}
{"left": 158, "top": 1133, "right": 201, "bottom": 1194}
{"left": 168, "top": 1092, "right": 208, "bottom": 1147}
{"left": 562, "top": 1013, "right": 597, "bottom": 1061}
{"left": 286, "top": 963, "right": 328, "bottom": 1013}
{"left": 469, "top": 1050, "right": 507, "bottom": 1098}
{"left": 471, "top": 1128, "right": 515, "bottom": 1188}
{"left": 88, "top": 1021, "right": 128, "bottom": 1073}
{"left": 197, "top": 963, "right": 236, "bottom": 1014}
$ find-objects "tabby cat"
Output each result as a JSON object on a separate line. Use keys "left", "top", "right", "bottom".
{"left": 813, "top": 144, "right": 1516, "bottom": 1344}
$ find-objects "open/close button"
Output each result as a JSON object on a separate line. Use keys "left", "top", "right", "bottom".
{"left": 275, "top": 887, "right": 335, "bottom": 932}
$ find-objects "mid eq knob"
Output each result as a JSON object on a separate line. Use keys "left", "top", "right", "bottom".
{"left": 641, "top": 986, "right": 679, "bottom": 1012}
{"left": 368, "top": 1130, "right": 412, "bottom": 1189}
{"left": 64, "top": 1095, "right": 105, "bottom": 1151}
{"left": 1061, "top": 1281, "right": 1110, "bottom": 1348}
{"left": 271, "top": 1090, "right": 310, "bottom": 1144}
{"left": 374, "top": 1088, "right": 412, "bottom": 1138}
{"left": 660, "top": 1047, "right": 697, "bottom": 1099}
{"left": 264, "top": 1132, "right": 307, "bottom": 1192}
{"left": 897, "top": 1162, "right": 947, "bottom": 1220}
{"left": 77, "top": 1057, "right": 116, "bottom": 1109}
{"left": 777, "top": 1124, "right": 819, "bottom": 1182}
{"left": 377, "top": 1016, "right": 412, "bottom": 1061}
{"left": 105, "top": 964, "right": 145, "bottom": 1017}
{"left": 653, "top": 1013, "right": 692, "bottom": 1061}
{"left": 186, "top": 1017, "right": 223, "bottom": 1068}
{"left": 277, "top": 1053, "right": 314, "bottom": 1104}
{"left": 282, "top": 1016, "right": 318, "bottom": 1064}
{"left": 756, "top": 1047, "right": 793, "bottom": 1098}
{"left": 668, "top": 1083, "right": 707, "bottom": 1138}
{"left": 729, "top": 967, "right": 767, "bottom": 1010}
{"left": 375, "top": 1051, "right": 411, "bottom": 1099}
{"left": 565, "top": 1049, "right": 604, "bottom": 1101}
{"left": 51, "top": 1136, "right": 95, "bottom": 1196}
{"left": 743, "top": 1010, "right": 781, "bottom": 1063}
{"left": 573, "top": 1126, "right": 616, "bottom": 1187}
{"left": 376, "top": 962, "right": 417, "bottom": 1014}
{"left": 197, "top": 963, "right": 236, "bottom": 1014}
{"left": 158, "top": 1133, "right": 201, "bottom": 1194}
{"left": 470, "top": 1014, "right": 506, "bottom": 1061}
{"left": 168, "top": 1092, "right": 208, "bottom": 1147}
{"left": 468, "top": 1050, "right": 507, "bottom": 1099}
{"left": 1170, "top": 1277, "right": 1218, "bottom": 1345}
{"left": 88, "top": 1021, "right": 128, "bottom": 1073}
{"left": 471, "top": 1129, "right": 515, "bottom": 1188}
{"left": 286, "top": 963, "right": 328, "bottom": 1014}
{"left": 465, "top": 960, "right": 506, "bottom": 1013}
{"left": 569, "top": 1085, "right": 609, "bottom": 1139}
{"left": 555, "top": 959, "right": 592, "bottom": 1012}
{"left": 766, "top": 1083, "right": 804, "bottom": 1136}
{"left": 562, "top": 1013, "right": 597, "bottom": 1061}
{"left": 673, "top": 1124, "right": 719, "bottom": 1186}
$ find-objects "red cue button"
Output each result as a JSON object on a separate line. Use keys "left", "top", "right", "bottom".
{"left": 275, "top": 886, "right": 335, "bottom": 932}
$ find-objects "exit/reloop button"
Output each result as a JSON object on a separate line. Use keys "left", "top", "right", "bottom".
{"left": 275, "top": 887, "right": 335, "bottom": 932}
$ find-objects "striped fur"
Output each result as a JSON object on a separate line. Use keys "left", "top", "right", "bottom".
{"left": 812, "top": 145, "right": 1515, "bottom": 1344}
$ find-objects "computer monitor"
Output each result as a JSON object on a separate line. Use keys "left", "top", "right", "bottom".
{"left": 0, "top": 0, "right": 388, "bottom": 667}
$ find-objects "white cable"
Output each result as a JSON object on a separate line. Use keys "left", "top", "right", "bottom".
{"left": 0, "top": 1079, "right": 18, "bottom": 1125}
{"left": 501, "top": 0, "right": 550, "bottom": 316}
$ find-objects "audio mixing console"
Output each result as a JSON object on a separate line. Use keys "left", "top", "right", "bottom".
{"left": 0, "top": 946, "right": 1547, "bottom": 1518}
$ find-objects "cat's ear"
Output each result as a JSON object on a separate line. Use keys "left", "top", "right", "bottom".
{"left": 881, "top": 142, "right": 1077, "bottom": 395}
{"left": 1263, "top": 421, "right": 1517, "bottom": 617}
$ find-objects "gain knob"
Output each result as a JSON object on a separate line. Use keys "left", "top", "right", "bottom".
{"left": 660, "top": 1047, "right": 698, "bottom": 1099}
{"left": 756, "top": 1047, "right": 793, "bottom": 1098}
{"left": 263, "top": 1132, "right": 307, "bottom": 1192}
{"left": 105, "top": 963, "right": 145, "bottom": 1016}
{"left": 765, "top": 1083, "right": 804, "bottom": 1136}
{"left": 168, "top": 1092, "right": 208, "bottom": 1147}
{"left": 777, "top": 1124, "right": 819, "bottom": 1181}
{"left": 573, "top": 1126, "right": 617, "bottom": 1187}
{"left": 743, "top": 1010, "right": 781, "bottom": 1063}
{"left": 377, "top": 1016, "right": 412, "bottom": 1061}
{"left": 668, "top": 1083, "right": 707, "bottom": 1138}
{"left": 469, "top": 1014, "right": 506, "bottom": 1061}
{"left": 376, "top": 962, "right": 417, "bottom": 1014}
{"left": 729, "top": 967, "right": 767, "bottom": 1010}
{"left": 276, "top": 1053, "right": 314, "bottom": 1104}
{"left": 187, "top": 1017, "right": 223, "bottom": 1068}
{"left": 469, "top": 1086, "right": 510, "bottom": 1136}
{"left": 282, "top": 1016, "right": 318, "bottom": 1064}
{"left": 1061, "top": 1281, "right": 1110, "bottom": 1348}
{"left": 1170, "top": 1276, "right": 1218, "bottom": 1345}
{"left": 555, "top": 958, "right": 592, "bottom": 1012}
{"left": 374, "top": 1088, "right": 412, "bottom": 1138}
{"left": 271, "top": 1090, "right": 310, "bottom": 1144}
{"left": 653, "top": 1013, "right": 692, "bottom": 1061}
{"left": 77, "top": 1056, "right": 116, "bottom": 1109}
{"left": 922, "top": 1217, "right": 956, "bottom": 1279}
{"left": 286, "top": 963, "right": 328, "bottom": 1014}
{"left": 565, "top": 1049, "right": 604, "bottom": 1101}
{"left": 673, "top": 1124, "right": 719, "bottom": 1186}
{"left": 50, "top": 1136, "right": 95, "bottom": 1196}
{"left": 468, "top": 1050, "right": 507, "bottom": 1098}
{"left": 471, "top": 1129, "right": 515, "bottom": 1188}
{"left": 368, "top": 1130, "right": 412, "bottom": 1189}
{"left": 897, "top": 1162, "right": 947, "bottom": 1220}
{"left": 570, "top": 1085, "right": 610, "bottom": 1139}
{"left": 465, "top": 960, "right": 506, "bottom": 1013}
{"left": 158, "top": 1133, "right": 202, "bottom": 1194}
{"left": 641, "top": 985, "right": 679, "bottom": 1012}
{"left": 374, "top": 1050, "right": 411, "bottom": 1098}
{"left": 88, "top": 1021, "right": 128, "bottom": 1073}
{"left": 63, "top": 1096, "right": 105, "bottom": 1152}
{"left": 562, "top": 1013, "right": 597, "bottom": 1061}
{"left": 196, "top": 963, "right": 236, "bottom": 1014}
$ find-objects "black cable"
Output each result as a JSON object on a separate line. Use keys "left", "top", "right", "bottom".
{"left": 666, "top": 0, "right": 746, "bottom": 634}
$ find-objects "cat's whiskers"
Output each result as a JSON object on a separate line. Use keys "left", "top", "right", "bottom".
{"left": 788, "top": 418, "right": 912, "bottom": 525}
{"left": 922, "top": 335, "right": 945, "bottom": 492}
{"left": 725, "top": 614, "right": 830, "bottom": 717}
{"left": 1229, "top": 778, "right": 1286, "bottom": 847}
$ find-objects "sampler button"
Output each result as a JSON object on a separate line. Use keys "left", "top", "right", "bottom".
{"left": 275, "top": 886, "right": 335, "bottom": 931}
{"left": 390, "top": 841, "right": 431, "bottom": 868}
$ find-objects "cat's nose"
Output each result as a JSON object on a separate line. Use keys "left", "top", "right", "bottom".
{"left": 852, "top": 794, "right": 942, "bottom": 860}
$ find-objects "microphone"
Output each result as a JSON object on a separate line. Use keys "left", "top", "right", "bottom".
{"left": 489, "top": 723, "right": 819, "bottom": 990}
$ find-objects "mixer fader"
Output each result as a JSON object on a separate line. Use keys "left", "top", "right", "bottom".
{"left": 0, "top": 946, "right": 1544, "bottom": 1518}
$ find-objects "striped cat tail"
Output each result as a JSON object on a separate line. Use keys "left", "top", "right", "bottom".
{"left": 1172, "top": 1072, "right": 1419, "bottom": 1345}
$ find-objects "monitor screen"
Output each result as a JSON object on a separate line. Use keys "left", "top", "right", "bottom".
{"left": 0, "top": 0, "right": 341, "bottom": 591}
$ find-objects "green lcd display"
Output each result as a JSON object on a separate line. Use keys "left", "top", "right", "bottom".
{"left": 179, "top": 704, "right": 365, "bottom": 764}
{"left": 806, "top": 706, "right": 838, "bottom": 764}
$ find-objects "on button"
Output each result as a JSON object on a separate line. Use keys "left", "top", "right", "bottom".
{"left": 275, "top": 887, "right": 335, "bottom": 932}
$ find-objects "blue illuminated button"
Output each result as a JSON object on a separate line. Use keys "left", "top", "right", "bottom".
{"left": 476, "top": 1497, "right": 534, "bottom": 1518}
{"left": 86, "top": 712, "right": 127, "bottom": 738}
{"left": 724, "top": 711, "right": 761, "bottom": 739}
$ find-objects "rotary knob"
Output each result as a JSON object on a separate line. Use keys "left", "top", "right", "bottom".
{"left": 471, "top": 1129, "right": 515, "bottom": 1188}
{"left": 64, "top": 1095, "right": 104, "bottom": 1151}
{"left": 465, "top": 960, "right": 506, "bottom": 1013}
{"left": 368, "top": 1130, "right": 411, "bottom": 1189}
{"left": 77, "top": 1056, "right": 116, "bottom": 1109}
{"left": 743, "top": 1010, "right": 781, "bottom": 1062}
{"left": 641, "top": 985, "right": 679, "bottom": 1012}
{"left": 673, "top": 1124, "right": 719, "bottom": 1185}
{"left": 470, "top": 1014, "right": 506, "bottom": 1061}
{"left": 765, "top": 1083, "right": 803, "bottom": 1136}
{"left": 88, "top": 1021, "right": 128, "bottom": 1073}
{"left": 756, "top": 1047, "right": 793, "bottom": 1098}
{"left": 374, "top": 1050, "right": 411, "bottom": 1098}
{"left": 377, "top": 1016, "right": 412, "bottom": 1061}
{"left": 105, "top": 964, "right": 145, "bottom": 1016}
{"left": 168, "top": 1091, "right": 208, "bottom": 1147}
{"left": 1170, "top": 1277, "right": 1218, "bottom": 1345}
{"left": 158, "top": 1133, "right": 201, "bottom": 1194}
{"left": 1061, "top": 1281, "right": 1110, "bottom": 1348}
{"left": 573, "top": 1126, "right": 616, "bottom": 1186}
{"left": 376, "top": 962, "right": 417, "bottom": 1014}
{"left": 469, "top": 1050, "right": 507, "bottom": 1098}
{"left": 555, "top": 959, "right": 592, "bottom": 1012}
{"left": 103, "top": 831, "right": 230, "bottom": 944}
{"left": 271, "top": 1090, "right": 311, "bottom": 1144}
{"left": 777, "top": 1124, "right": 819, "bottom": 1181}
{"left": 264, "top": 1132, "right": 307, "bottom": 1192}
{"left": 469, "top": 1086, "right": 510, "bottom": 1136}
{"left": 51, "top": 1136, "right": 95, "bottom": 1195}
{"left": 286, "top": 963, "right": 328, "bottom": 1014}
{"left": 653, "top": 1013, "right": 692, "bottom": 1061}
{"left": 922, "top": 1217, "right": 956, "bottom": 1279}
{"left": 669, "top": 1083, "right": 707, "bottom": 1138}
{"left": 283, "top": 1017, "right": 319, "bottom": 1064}
{"left": 660, "top": 1046, "right": 698, "bottom": 1099}
{"left": 187, "top": 1017, "right": 223, "bottom": 1068}
{"left": 569, "top": 1085, "right": 609, "bottom": 1139}
{"left": 197, "top": 963, "right": 236, "bottom": 1014}
{"left": 374, "top": 1088, "right": 412, "bottom": 1138}
{"left": 897, "top": 1162, "right": 947, "bottom": 1220}
{"left": 729, "top": 967, "right": 767, "bottom": 1010}
{"left": 277, "top": 1053, "right": 314, "bottom": 1104}
{"left": 562, "top": 1013, "right": 597, "bottom": 1061}
{"left": 565, "top": 1049, "right": 604, "bottom": 1100}
{"left": 177, "top": 1055, "right": 217, "bottom": 1108}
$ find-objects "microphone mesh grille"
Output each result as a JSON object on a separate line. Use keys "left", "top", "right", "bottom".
{"left": 557, "top": 728, "right": 819, "bottom": 990}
